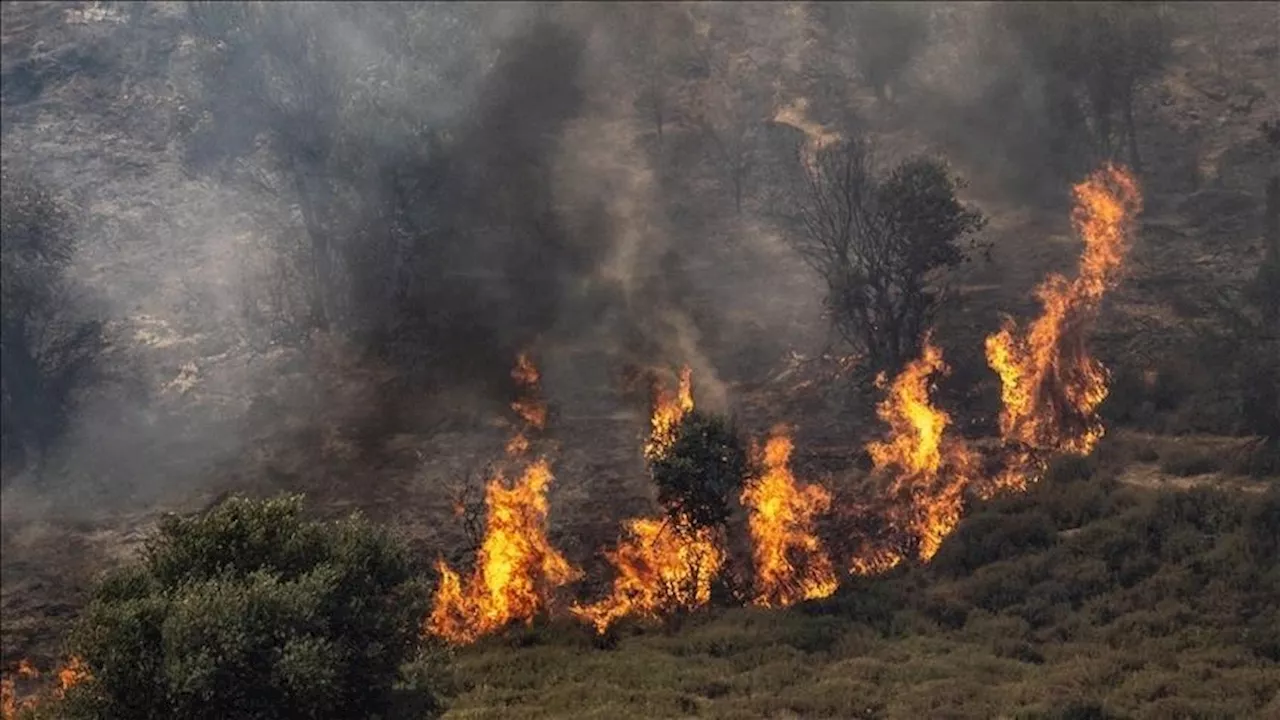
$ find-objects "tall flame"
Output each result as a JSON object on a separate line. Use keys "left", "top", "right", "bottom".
{"left": 571, "top": 516, "right": 725, "bottom": 634}
{"left": 741, "top": 428, "right": 837, "bottom": 608}
{"left": 984, "top": 164, "right": 1142, "bottom": 492}
{"left": 573, "top": 366, "right": 728, "bottom": 633}
{"left": 853, "top": 335, "right": 977, "bottom": 573}
{"left": 427, "top": 353, "right": 581, "bottom": 645}
{"left": 427, "top": 459, "right": 581, "bottom": 644}
{"left": 644, "top": 366, "right": 693, "bottom": 461}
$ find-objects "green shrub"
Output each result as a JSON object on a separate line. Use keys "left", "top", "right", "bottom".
{"left": 930, "top": 511, "right": 1057, "bottom": 578}
{"left": 57, "top": 494, "right": 440, "bottom": 720}
{"left": 650, "top": 410, "right": 749, "bottom": 531}
{"left": 1043, "top": 454, "right": 1095, "bottom": 485}
{"left": 1159, "top": 447, "right": 1223, "bottom": 477}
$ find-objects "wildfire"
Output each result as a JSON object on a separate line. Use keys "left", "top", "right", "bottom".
{"left": 572, "top": 365, "right": 730, "bottom": 633}
{"left": 984, "top": 163, "right": 1142, "bottom": 492}
{"left": 2, "top": 657, "right": 88, "bottom": 719}
{"left": 853, "top": 335, "right": 977, "bottom": 572}
{"left": 428, "top": 459, "right": 581, "bottom": 644}
{"left": 54, "top": 657, "right": 88, "bottom": 697}
{"left": 571, "top": 516, "right": 725, "bottom": 634}
{"left": 427, "top": 352, "right": 581, "bottom": 645}
{"left": 644, "top": 365, "right": 694, "bottom": 461}
{"left": 510, "top": 351, "right": 547, "bottom": 430}
{"left": 741, "top": 427, "right": 837, "bottom": 608}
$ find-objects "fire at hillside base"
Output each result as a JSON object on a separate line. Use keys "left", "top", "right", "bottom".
{"left": 417, "top": 162, "right": 1142, "bottom": 646}
{"left": 1, "top": 163, "right": 1145, "bottom": 698}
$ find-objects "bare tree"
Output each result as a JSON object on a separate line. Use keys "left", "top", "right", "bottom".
{"left": 791, "top": 138, "right": 986, "bottom": 378}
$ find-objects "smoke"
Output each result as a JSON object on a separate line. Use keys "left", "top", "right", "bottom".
{"left": 3, "top": 1, "right": 1160, "bottom": 519}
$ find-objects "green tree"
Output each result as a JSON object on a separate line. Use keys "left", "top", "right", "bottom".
{"left": 791, "top": 138, "right": 986, "bottom": 379}
{"left": 56, "top": 495, "right": 444, "bottom": 720}
{"left": 651, "top": 411, "right": 749, "bottom": 531}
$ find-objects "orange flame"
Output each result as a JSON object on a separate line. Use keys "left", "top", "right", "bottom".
{"left": 741, "top": 428, "right": 838, "bottom": 608}
{"left": 427, "top": 459, "right": 581, "bottom": 645}
{"left": 573, "top": 365, "right": 727, "bottom": 633}
{"left": 2, "top": 656, "right": 88, "bottom": 719}
{"left": 571, "top": 516, "right": 725, "bottom": 634}
{"left": 1, "top": 660, "right": 37, "bottom": 720}
{"left": 853, "top": 335, "right": 978, "bottom": 573}
{"left": 510, "top": 351, "right": 547, "bottom": 431}
{"left": 427, "top": 352, "right": 580, "bottom": 645}
{"left": 644, "top": 366, "right": 694, "bottom": 461}
{"left": 984, "top": 164, "right": 1142, "bottom": 492}
{"left": 54, "top": 657, "right": 88, "bottom": 698}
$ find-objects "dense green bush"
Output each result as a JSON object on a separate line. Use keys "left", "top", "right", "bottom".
{"left": 55, "top": 494, "right": 442, "bottom": 720}
{"left": 930, "top": 511, "right": 1058, "bottom": 579}
{"left": 650, "top": 410, "right": 749, "bottom": 531}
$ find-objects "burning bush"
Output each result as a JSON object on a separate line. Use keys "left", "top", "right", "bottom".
{"left": 650, "top": 410, "right": 750, "bottom": 532}
{"left": 53, "top": 495, "right": 443, "bottom": 720}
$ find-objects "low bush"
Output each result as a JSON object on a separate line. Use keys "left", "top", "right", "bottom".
{"left": 1159, "top": 446, "right": 1223, "bottom": 477}
{"left": 50, "top": 494, "right": 442, "bottom": 720}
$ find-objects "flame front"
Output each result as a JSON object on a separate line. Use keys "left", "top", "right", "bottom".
{"left": 853, "top": 336, "right": 977, "bottom": 572}
{"left": 741, "top": 428, "right": 837, "bottom": 608}
{"left": 427, "top": 352, "right": 580, "bottom": 645}
{"left": 428, "top": 459, "right": 581, "bottom": 644}
{"left": 644, "top": 366, "right": 693, "bottom": 461}
{"left": 571, "top": 516, "right": 725, "bottom": 634}
{"left": 984, "top": 164, "right": 1142, "bottom": 492}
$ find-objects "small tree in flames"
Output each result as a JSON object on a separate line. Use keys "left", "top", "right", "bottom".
{"left": 650, "top": 410, "right": 750, "bottom": 532}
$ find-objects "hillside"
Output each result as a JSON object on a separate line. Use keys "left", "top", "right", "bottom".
{"left": 1, "top": 2, "right": 1278, "bottom": 718}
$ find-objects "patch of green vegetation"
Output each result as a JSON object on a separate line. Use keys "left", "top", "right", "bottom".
{"left": 446, "top": 473, "right": 1280, "bottom": 719}
{"left": 1159, "top": 446, "right": 1225, "bottom": 477}
{"left": 23, "top": 495, "right": 446, "bottom": 720}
